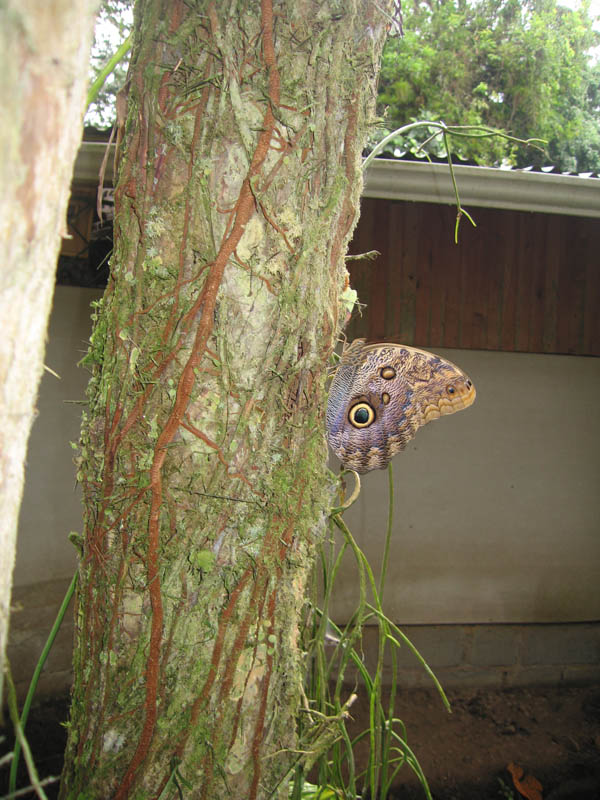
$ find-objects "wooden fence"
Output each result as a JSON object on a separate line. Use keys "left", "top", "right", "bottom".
{"left": 348, "top": 197, "right": 600, "bottom": 356}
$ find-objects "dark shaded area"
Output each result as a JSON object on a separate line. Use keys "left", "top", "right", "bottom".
{"left": 2, "top": 686, "right": 599, "bottom": 799}
{"left": 57, "top": 210, "right": 112, "bottom": 289}
{"left": 59, "top": 128, "right": 114, "bottom": 289}
{"left": 0, "top": 693, "right": 69, "bottom": 799}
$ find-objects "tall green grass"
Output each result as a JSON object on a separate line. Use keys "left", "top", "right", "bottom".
{"left": 291, "top": 464, "right": 449, "bottom": 800}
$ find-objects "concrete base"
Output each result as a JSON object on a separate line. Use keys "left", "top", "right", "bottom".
{"left": 7, "top": 577, "right": 599, "bottom": 701}
{"left": 357, "top": 622, "right": 600, "bottom": 689}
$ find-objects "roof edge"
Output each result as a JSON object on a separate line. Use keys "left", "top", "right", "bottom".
{"left": 74, "top": 143, "right": 600, "bottom": 219}
{"left": 363, "top": 158, "right": 600, "bottom": 219}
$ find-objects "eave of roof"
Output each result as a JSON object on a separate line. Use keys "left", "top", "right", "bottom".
{"left": 74, "top": 143, "right": 600, "bottom": 219}
{"left": 363, "top": 158, "right": 600, "bottom": 219}
{"left": 74, "top": 141, "right": 116, "bottom": 184}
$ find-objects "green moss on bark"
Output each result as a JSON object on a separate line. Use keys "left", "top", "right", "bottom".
{"left": 61, "top": 1, "right": 392, "bottom": 798}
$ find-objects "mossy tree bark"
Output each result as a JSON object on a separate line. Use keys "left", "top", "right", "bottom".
{"left": 61, "top": 1, "right": 392, "bottom": 797}
{"left": 0, "top": 0, "right": 98, "bottom": 693}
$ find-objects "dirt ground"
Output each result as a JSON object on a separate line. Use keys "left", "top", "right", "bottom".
{"left": 1, "top": 685, "right": 599, "bottom": 799}
{"left": 371, "top": 685, "right": 600, "bottom": 799}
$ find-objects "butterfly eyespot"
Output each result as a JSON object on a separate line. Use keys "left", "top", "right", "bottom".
{"left": 349, "top": 402, "right": 375, "bottom": 428}
{"left": 326, "top": 340, "right": 476, "bottom": 474}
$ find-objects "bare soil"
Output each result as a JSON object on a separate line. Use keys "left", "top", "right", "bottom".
{"left": 359, "top": 685, "right": 600, "bottom": 799}
{"left": 2, "top": 685, "right": 599, "bottom": 799}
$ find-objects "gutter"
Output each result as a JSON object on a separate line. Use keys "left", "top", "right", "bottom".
{"left": 74, "top": 143, "right": 600, "bottom": 219}
{"left": 74, "top": 141, "right": 116, "bottom": 184}
{"left": 363, "top": 158, "right": 600, "bottom": 219}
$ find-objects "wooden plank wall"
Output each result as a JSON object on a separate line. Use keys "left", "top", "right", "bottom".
{"left": 62, "top": 188, "right": 96, "bottom": 258}
{"left": 347, "top": 197, "right": 600, "bottom": 356}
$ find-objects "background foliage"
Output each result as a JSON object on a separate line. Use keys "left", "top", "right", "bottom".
{"left": 376, "top": 0, "right": 600, "bottom": 171}
{"left": 87, "top": 0, "right": 600, "bottom": 172}
{"left": 85, "top": 0, "right": 133, "bottom": 128}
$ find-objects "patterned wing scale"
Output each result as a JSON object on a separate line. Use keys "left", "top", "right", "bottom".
{"left": 326, "top": 339, "right": 476, "bottom": 473}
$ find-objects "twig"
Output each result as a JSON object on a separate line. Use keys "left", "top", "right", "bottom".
{"left": 4, "top": 665, "right": 51, "bottom": 800}
{"left": 2, "top": 776, "right": 59, "bottom": 800}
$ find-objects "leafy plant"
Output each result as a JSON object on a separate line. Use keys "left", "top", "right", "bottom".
{"left": 497, "top": 777, "right": 517, "bottom": 800}
{"left": 378, "top": 0, "right": 600, "bottom": 171}
{"left": 290, "top": 465, "right": 448, "bottom": 800}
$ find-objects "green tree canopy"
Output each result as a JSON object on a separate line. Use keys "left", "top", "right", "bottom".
{"left": 377, "top": 0, "right": 600, "bottom": 171}
{"left": 85, "top": 0, "right": 132, "bottom": 128}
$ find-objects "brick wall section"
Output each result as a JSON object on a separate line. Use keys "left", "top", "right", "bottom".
{"left": 359, "top": 623, "right": 600, "bottom": 689}
{"left": 6, "top": 578, "right": 600, "bottom": 699}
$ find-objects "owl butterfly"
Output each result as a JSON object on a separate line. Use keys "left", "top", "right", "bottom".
{"left": 326, "top": 339, "right": 476, "bottom": 474}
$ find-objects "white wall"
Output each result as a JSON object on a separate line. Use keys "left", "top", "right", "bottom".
{"left": 15, "top": 293, "right": 600, "bottom": 626}
{"left": 330, "top": 348, "right": 600, "bottom": 625}
{"left": 14, "top": 286, "right": 102, "bottom": 586}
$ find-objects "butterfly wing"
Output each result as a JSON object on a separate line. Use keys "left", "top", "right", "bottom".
{"left": 326, "top": 340, "right": 476, "bottom": 473}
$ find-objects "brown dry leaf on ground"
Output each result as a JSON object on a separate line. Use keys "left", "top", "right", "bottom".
{"left": 508, "top": 761, "right": 544, "bottom": 800}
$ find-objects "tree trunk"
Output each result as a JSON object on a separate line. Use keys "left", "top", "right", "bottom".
{"left": 0, "top": 0, "right": 98, "bottom": 695}
{"left": 60, "top": 1, "right": 392, "bottom": 797}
